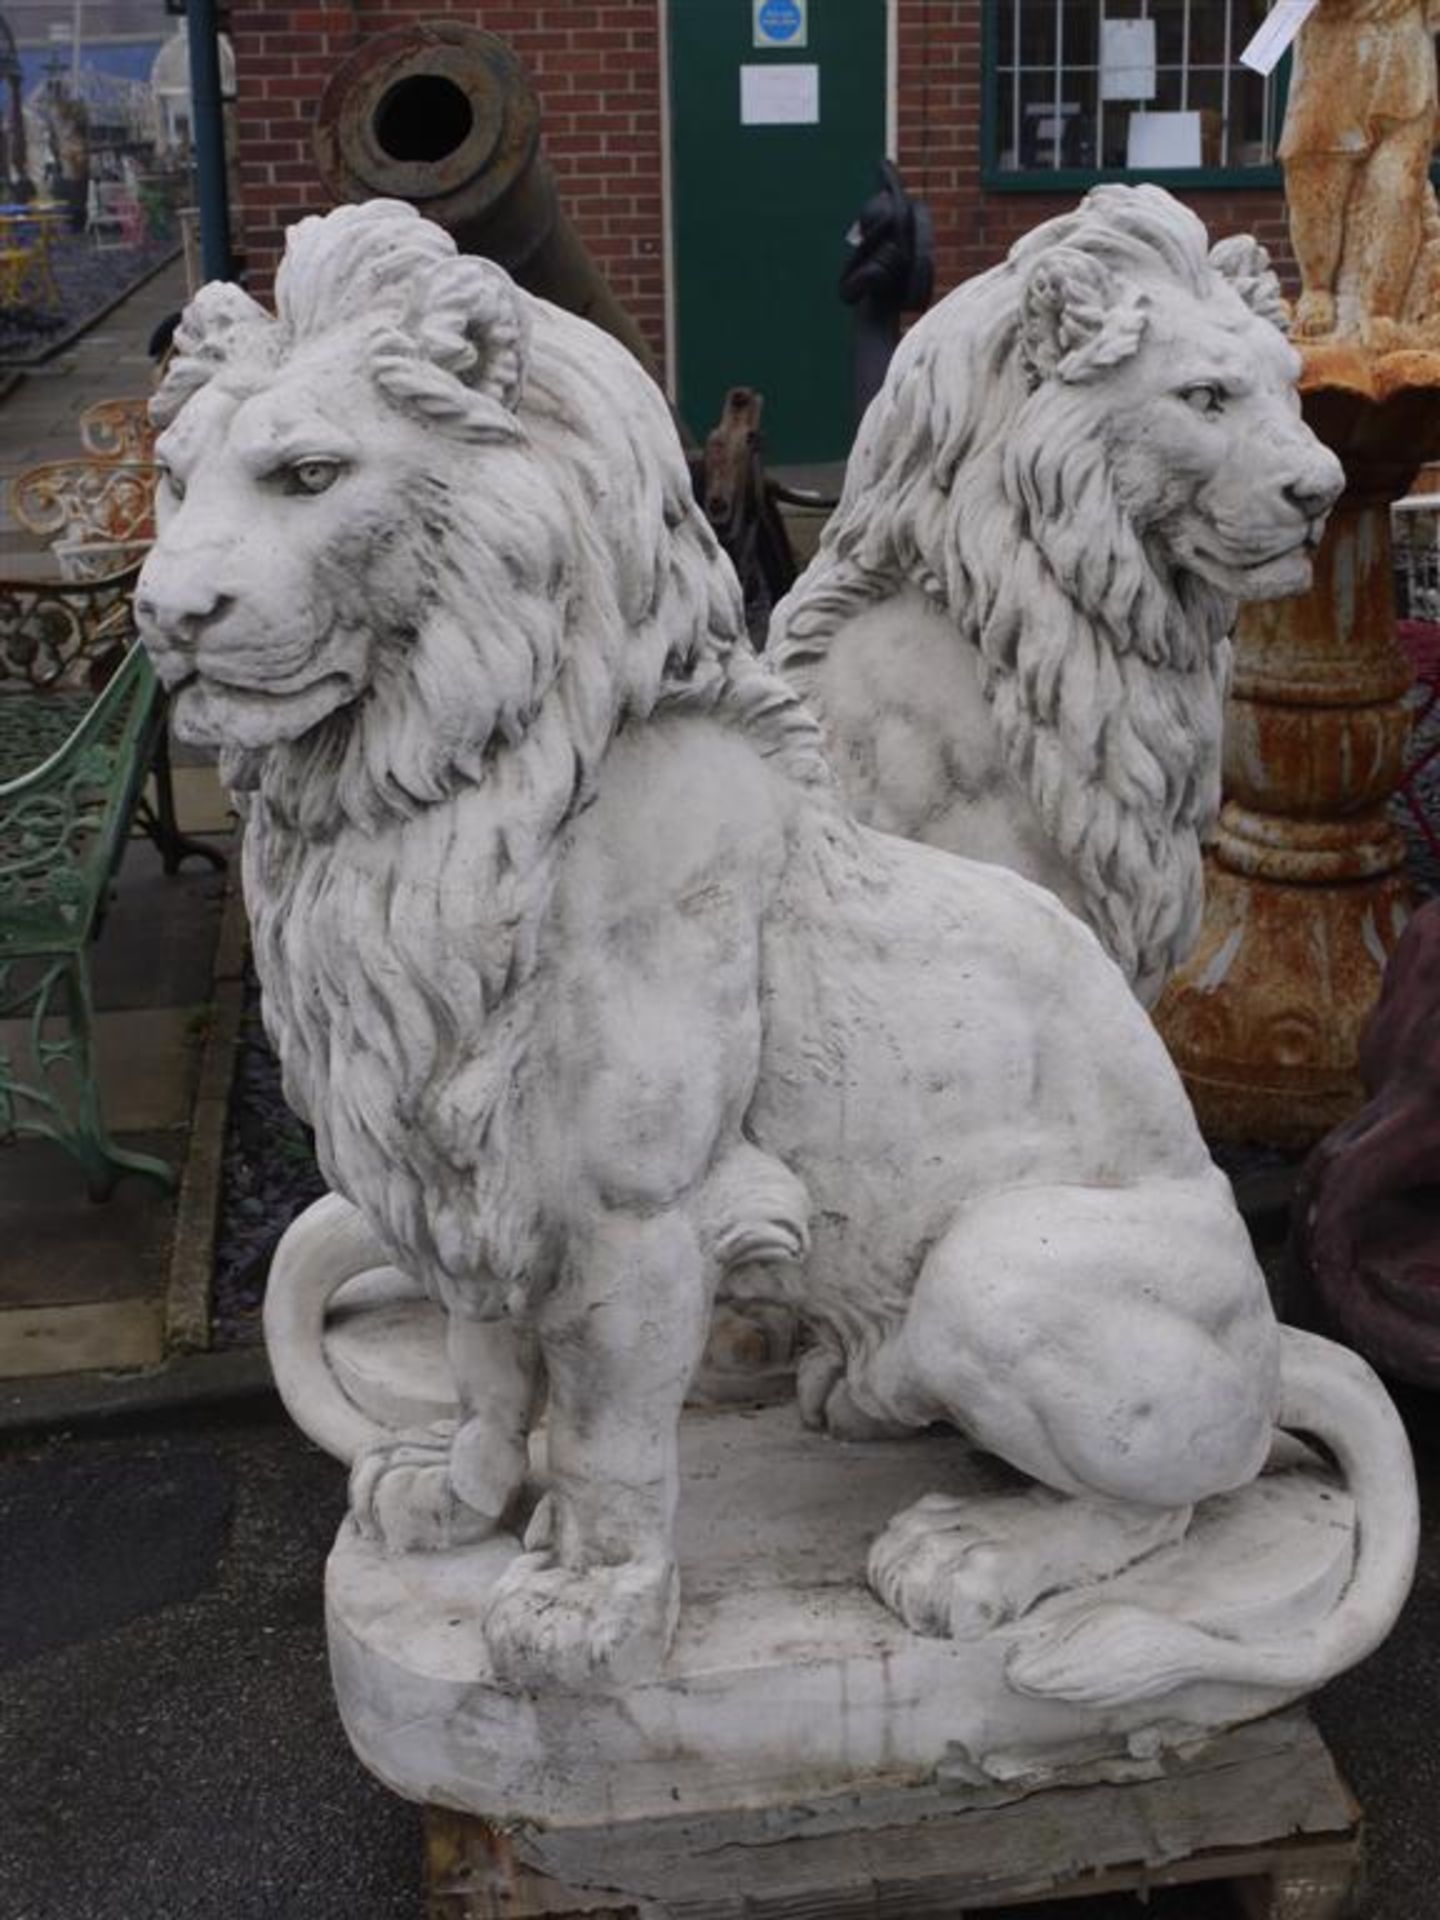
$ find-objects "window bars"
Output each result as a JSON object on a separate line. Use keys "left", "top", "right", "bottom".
{"left": 994, "top": 0, "right": 1279, "bottom": 176}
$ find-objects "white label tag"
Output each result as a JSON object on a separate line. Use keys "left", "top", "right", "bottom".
{"left": 1239, "top": 0, "right": 1319, "bottom": 76}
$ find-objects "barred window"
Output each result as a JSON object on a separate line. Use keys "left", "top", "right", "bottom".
{"left": 988, "top": 0, "right": 1285, "bottom": 180}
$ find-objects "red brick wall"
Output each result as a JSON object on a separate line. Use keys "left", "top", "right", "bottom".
{"left": 228, "top": 2, "right": 668, "bottom": 356}
{"left": 228, "top": 1, "right": 1296, "bottom": 381}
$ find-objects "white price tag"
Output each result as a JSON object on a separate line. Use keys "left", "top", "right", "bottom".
{"left": 1239, "top": 0, "right": 1319, "bottom": 76}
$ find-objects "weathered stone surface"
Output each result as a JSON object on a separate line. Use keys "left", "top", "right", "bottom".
{"left": 768, "top": 185, "right": 1342, "bottom": 1007}
{"left": 332, "top": 1403, "right": 1356, "bottom": 1820}
{"left": 136, "top": 200, "right": 1415, "bottom": 1802}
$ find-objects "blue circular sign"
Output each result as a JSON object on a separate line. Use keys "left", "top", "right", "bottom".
{"left": 757, "top": 0, "right": 803, "bottom": 44}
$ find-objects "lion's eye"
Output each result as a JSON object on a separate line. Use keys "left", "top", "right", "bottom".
{"left": 1180, "top": 383, "right": 1224, "bottom": 417}
{"left": 287, "top": 459, "right": 342, "bottom": 496}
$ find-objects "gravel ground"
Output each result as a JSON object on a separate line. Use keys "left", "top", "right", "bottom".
{"left": 0, "top": 230, "right": 178, "bottom": 364}
{"left": 212, "top": 961, "right": 325, "bottom": 1349}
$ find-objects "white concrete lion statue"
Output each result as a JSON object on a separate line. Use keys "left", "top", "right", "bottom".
{"left": 768, "top": 185, "right": 1345, "bottom": 1005}
{"left": 136, "top": 202, "right": 1411, "bottom": 1714}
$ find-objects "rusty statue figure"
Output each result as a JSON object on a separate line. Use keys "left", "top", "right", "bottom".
{"left": 1282, "top": 0, "right": 1440, "bottom": 348}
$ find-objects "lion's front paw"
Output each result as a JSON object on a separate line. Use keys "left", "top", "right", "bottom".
{"left": 869, "top": 1489, "right": 1190, "bottom": 1641}
{"left": 481, "top": 1551, "right": 679, "bottom": 1688}
{"left": 350, "top": 1428, "right": 502, "bottom": 1555}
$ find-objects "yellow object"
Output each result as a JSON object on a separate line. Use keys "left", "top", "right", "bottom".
{"left": 0, "top": 210, "right": 61, "bottom": 313}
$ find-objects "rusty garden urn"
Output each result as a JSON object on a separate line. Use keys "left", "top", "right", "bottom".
{"left": 1156, "top": 348, "right": 1440, "bottom": 1146}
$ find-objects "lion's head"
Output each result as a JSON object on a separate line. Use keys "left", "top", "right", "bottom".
{"left": 769, "top": 184, "right": 1345, "bottom": 1001}
{"left": 137, "top": 199, "right": 752, "bottom": 839}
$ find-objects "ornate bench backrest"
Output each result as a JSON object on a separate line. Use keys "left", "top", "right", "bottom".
{"left": 77, "top": 396, "right": 159, "bottom": 463}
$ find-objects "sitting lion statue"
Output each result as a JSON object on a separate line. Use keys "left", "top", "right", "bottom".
{"left": 768, "top": 185, "right": 1344, "bottom": 1005}
{"left": 136, "top": 200, "right": 1410, "bottom": 1705}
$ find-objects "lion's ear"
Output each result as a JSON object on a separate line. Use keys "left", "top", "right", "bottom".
{"left": 1209, "top": 235, "right": 1290, "bottom": 333}
{"left": 421, "top": 255, "right": 531, "bottom": 416}
{"left": 374, "top": 255, "right": 532, "bottom": 441}
{"left": 151, "top": 282, "right": 273, "bottom": 427}
{"left": 1019, "top": 248, "right": 1148, "bottom": 387}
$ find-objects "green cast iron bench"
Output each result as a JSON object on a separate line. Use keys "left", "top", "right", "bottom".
{"left": 0, "top": 567, "right": 176, "bottom": 1198}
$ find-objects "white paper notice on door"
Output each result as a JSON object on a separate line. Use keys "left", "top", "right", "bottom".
{"left": 740, "top": 63, "right": 820, "bottom": 126}
{"left": 1100, "top": 19, "right": 1157, "bottom": 100}
{"left": 1239, "top": 0, "right": 1318, "bottom": 76}
{"left": 1126, "top": 110, "right": 1203, "bottom": 169}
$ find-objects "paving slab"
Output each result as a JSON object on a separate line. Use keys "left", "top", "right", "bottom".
{"left": 0, "top": 1297, "right": 165, "bottom": 1380}
{"left": 159, "top": 764, "right": 235, "bottom": 837}
{"left": 95, "top": 1006, "right": 204, "bottom": 1131}
{"left": 0, "top": 1343, "right": 274, "bottom": 1434}
{"left": 0, "top": 829, "right": 233, "bottom": 1375}
{"left": 0, "top": 1138, "right": 172, "bottom": 1312}
{"left": 0, "top": 1004, "right": 202, "bottom": 1135}
{"left": 91, "top": 836, "right": 231, "bottom": 1010}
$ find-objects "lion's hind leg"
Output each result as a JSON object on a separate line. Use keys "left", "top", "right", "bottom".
{"left": 863, "top": 1173, "right": 1278, "bottom": 1644}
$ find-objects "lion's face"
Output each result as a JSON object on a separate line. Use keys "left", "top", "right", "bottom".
{"left": 1100, "top": 279, "right": 1343, "bottom": 600}
{"left": 138, "top": 337, "right": 431, "bottom": 751}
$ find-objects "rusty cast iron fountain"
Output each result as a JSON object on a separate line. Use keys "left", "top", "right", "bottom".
{"left": 1155, "top": 0, "right": 1440, "bottom": 1148}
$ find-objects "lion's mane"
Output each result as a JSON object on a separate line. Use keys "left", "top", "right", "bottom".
{"left": 152, "top": 201, "right": 829, "bottom": 1289}
{"left": 769, "top": 186, "right": 1286, "bottom": 1000}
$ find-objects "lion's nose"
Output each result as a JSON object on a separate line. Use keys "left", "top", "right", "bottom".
{"left": 1284, "top": 456, "right": 1344, "bottom": 523}
{"left": 135, "top": 568, "right": 229, "bottom": 642}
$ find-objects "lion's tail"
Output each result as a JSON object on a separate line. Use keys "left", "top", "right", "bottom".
{"left": 1005, "top": 1326, "right": 1418, "bottom": 1706}
{"left": 262, "top": 1192, "right": 400, "bottom": 1465}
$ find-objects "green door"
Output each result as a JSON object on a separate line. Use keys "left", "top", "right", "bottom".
{"left": 668, "top": 0, "right": 889, "bottom": 465}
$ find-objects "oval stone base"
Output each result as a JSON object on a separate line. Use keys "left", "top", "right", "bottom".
{"left": 328, "top": 1402, "right": 1354, "bottom": 1825}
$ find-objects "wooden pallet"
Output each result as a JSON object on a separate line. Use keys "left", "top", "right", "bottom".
{"left": 423, "top": 1710, "right": 1363, "bottom": 1920}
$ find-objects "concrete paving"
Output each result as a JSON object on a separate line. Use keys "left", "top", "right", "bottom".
{"left": 0, "top": 834, "right": 233, "bottom": 1379}
{"left": 1, "top": 258, "right": 233, "bottom": 1383}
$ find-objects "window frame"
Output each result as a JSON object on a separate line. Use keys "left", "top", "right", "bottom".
{"left": 979, "top": 0, "right": 1287, "bottom": 193}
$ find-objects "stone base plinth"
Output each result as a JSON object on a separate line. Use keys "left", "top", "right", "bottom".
{"left": 328, "top": 1403, "right": 1353, "bottom": 1826}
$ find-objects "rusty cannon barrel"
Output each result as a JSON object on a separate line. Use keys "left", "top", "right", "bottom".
{"left": 314, "top": 22, "right": 662, "bottom": 386}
